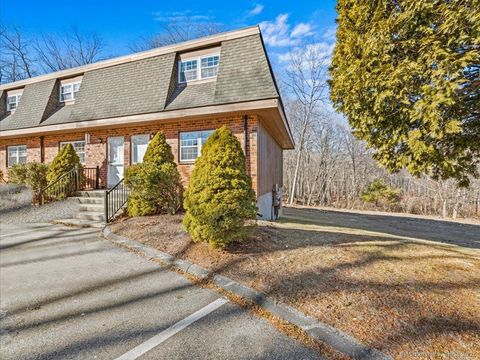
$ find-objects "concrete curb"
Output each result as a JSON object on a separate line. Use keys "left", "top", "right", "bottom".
{"left": 102, "top": 225, "right": 394, "bottom": 360}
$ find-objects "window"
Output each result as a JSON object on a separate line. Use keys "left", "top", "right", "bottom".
{"left": 179, "top": 130, "right": 214, "bottom": 162}
{"left": 7, "top": 94, "right": 22, "bottom": 112}
{"left": 178, "top": 54, "right": 220, "bottom": 83}
{"left": 201, "top": 55, "right": 220, "bottom": 79}
{"left": 7, "top": 145, "right": 27, "bottom": 166}
{"left": 60, "top": 82, "right": 81, "bottom": 102}
{"left": 179, "top": 59, "right": 198, "bottom": 83}
{"left": 60, "top": 140, "right": 86, "bottom": 164}
{"left": 131, "top": 135, "right": 150, "bottom": 164}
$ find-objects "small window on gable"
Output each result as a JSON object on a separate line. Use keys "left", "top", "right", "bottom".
{"left": 7, "top": 94, "right": 22, "bottom": 112}
{"left": 178, "top": 54, "right": 220, "bottom": 83}
{"left": 179, "top": 59, "right": 198, "bottom": 83}
{"left": 60, "top": 81, "right": 81, "bottom": 102}
{"left": 201, "top": 55, "right": 219, "bottom": 79}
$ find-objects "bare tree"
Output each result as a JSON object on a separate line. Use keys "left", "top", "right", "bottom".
{"left": 0, "top": 25, "right": 35, "bottom": 83}
{"left": 283, "top": 44, "right": 330, "bottom": 205}
{"left": 130, "top": 17, "right": 223, "bottom": 51}
{"left": 33, "top": 27, "right": 105, "bottom": 72}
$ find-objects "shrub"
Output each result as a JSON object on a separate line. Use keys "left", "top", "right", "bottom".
{"left": 183, "top": 125, "right": 257, "bottom": 248}
{"left": 46, "top": 143, "right": 83, "bottom": 199}
{"left": 8, "top": 163, "right": 29, "bottom": 185}
{"left": 26, "top": 163, "right": 49, "bottom": 203}
{"left": 125, "top": 132, "right": 183, "bottom": 216}
{"left": 361, "top": 179, "right": 400, "bottom": 208}
{"left": 6, "top": 162, "right": 49, "bottom": 204}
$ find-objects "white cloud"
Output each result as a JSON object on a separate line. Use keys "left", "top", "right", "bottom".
{"left": 260, "top": 13, "right": 314, "bottom": 47}
{"left": 291, "top": 23, "right": 313, "bottom": 38}
{"left": 248, "top": 4, "right": 264, "bottom": 16}
{"left": 322, "top": 26, "right": 337, "bottom": 42}
{"left": 278, "top": 42, "right": 335, "bottom": 64}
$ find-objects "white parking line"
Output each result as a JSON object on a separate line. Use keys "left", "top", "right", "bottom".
{"left": 115, "top": 297, "right": 229, "bottom": 360}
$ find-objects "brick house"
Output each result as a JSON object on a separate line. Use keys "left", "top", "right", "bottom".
{"left": 0, "top": 26, "right": 293, "bottom": 219}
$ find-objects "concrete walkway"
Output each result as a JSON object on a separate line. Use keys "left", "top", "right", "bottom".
{"left": 0, "top": 223, "right": 323, "bottom": 360}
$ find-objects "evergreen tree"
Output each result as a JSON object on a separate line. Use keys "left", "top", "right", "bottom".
{"left": 125, "top": 131, "right": 183, "bottom": 216}
{"left": 46, "top": 143, "right": 83, "bottom": 198}
{"left": 329, "top": 0, "right": 480, "bottom": 186}
{"left": 183, "top": 126, "right": 257, "bottom": 248}
{"left": 361, "top": 179, "right": 400, "bottom": 208}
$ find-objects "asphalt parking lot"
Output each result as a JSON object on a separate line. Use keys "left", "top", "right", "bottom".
{"left": 0, "top": 222, "right": 323, "bottom": 360}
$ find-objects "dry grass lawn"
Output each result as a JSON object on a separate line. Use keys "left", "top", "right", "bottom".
{"left": 110, "top": 207, "right": 480, "bottom": 360}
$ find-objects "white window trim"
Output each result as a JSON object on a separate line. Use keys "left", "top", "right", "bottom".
{"left": 7, "top": 145, "right": 27, "bottom": 167}
{"left": 59, "top": 81, "right": 81, "bottom": 102}
{"left": 7, "top": 94, "right": 22, "bottom": 112}
{"left": 60, "top": 140, "right": 86, "bottom": 164}
{"left": 179, "top": 130, "right": 214, "bottom": 163}
{"left": 178, "top": 54, "right": 220, "bottom": 84}
{"left": 131, "top": 134, "right": 150, "bottom": 164}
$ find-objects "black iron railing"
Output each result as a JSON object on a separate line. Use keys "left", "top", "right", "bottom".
{"left": 38, "top": 166, "right": 100, "bottom": 205}
{"left": 105, "top": 178, "right": 130, "bottom": 223}
{"left": 82, "top": 166, "right": 100, "bottom": 190}
{"left": 39, "top": 167, "right": 79, "bottom": 205}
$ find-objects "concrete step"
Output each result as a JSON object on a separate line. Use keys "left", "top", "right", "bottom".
{"left": 53, "top": 219, "right": 105, "bottom": 228}
{"left": 79, "top": 204, "right": 104, "bottom": 212}
{"left": 76, "top": 212, "right": 105, "bottom": 221}
{"left": 75, "top": 190, "right": 105, "bottom": 198}
{"left": 73, "top": 197, "right": 104, "bottom": 205}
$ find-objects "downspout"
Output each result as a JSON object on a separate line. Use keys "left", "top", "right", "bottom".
{"left": 40, "top": 136, "right": 45, "bottom": 163}
{"left": 243, "top": 115, "right": 248, "bottom": 155}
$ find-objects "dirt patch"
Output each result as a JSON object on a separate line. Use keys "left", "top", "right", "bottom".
{"left": 110, "top": 207, "right": 480, "bottom": 360}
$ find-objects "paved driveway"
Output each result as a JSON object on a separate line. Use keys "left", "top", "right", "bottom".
{"left": 0, "top": 223, "right": 323, "bottom": 360}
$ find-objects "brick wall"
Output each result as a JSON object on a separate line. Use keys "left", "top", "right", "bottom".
{"left": 0, "top": 114, "right": 260, "bottom": 194}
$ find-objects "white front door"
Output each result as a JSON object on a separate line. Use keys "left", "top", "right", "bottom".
{"left": 107, "top": 137, "right": 124, "bottom": 187}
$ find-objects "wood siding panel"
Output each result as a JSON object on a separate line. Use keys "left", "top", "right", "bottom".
{"left": 257, "top": 120, "right": 283, "bottom": 196}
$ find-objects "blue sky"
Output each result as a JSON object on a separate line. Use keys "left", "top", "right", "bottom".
{"left": 1, "top": 0, "right": 338, "bottom": 61}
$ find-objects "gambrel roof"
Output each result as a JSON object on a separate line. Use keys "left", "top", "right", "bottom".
{"left": 0, "top": 26, "right": 293, "bottom": 149}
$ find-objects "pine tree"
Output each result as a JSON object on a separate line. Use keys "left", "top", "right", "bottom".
{"left": 125, "top": 131, "right": 183, "bottom": 216}
{"left": 329, "top": 0, "right": 480, "bottom": 186}
{"left": 183, "top": 125, "right": 257, "bottom": 248}
{"left": 361, "top": 179, "right": 400, "bottom": 208}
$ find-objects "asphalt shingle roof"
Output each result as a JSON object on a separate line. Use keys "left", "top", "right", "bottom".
{"left": 0, "top": 33, "right": 280, "bottom": 131}
{"left": 1, "top": 79, "right": 56, "bottom": 131}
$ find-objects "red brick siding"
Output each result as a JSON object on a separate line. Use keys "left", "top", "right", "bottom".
{"left": 0, "top": 115, "right": 260, "bottom": 194}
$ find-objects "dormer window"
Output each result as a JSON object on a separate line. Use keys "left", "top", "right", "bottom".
{"left": 60, "top": 82, "right": 81, "bottom": 102}
{"left": 7, "top": 94, "right": 22, "bottom": 112}
{"left": 179, "top": 54, "right": 220, "bottom": 83}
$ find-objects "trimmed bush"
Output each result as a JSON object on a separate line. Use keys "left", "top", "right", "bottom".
{"left": 183, "top": 125, "right": 257, "bottom": 248}
{"left": 125, "top": 132, "right": 183, "bottom": 216}
{"left": 46, "top": 143, "right": 83, "bottom": 199}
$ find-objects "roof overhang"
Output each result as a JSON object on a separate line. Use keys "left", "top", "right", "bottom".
{"left": 0, "top": 98, "right": 295, "bottom": 149}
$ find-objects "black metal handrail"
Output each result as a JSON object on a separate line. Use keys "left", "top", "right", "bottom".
{"left": 105, "top": 178, "right": 130, "bottom": 223}
{"left": 38, "top": 167, "right": 79, "bottom": 205}
{"left": 38, "top": 166, "right": 100, "bottom": 205}
{"left": 82, "top": 166, "right": 100, "bottom": 190}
